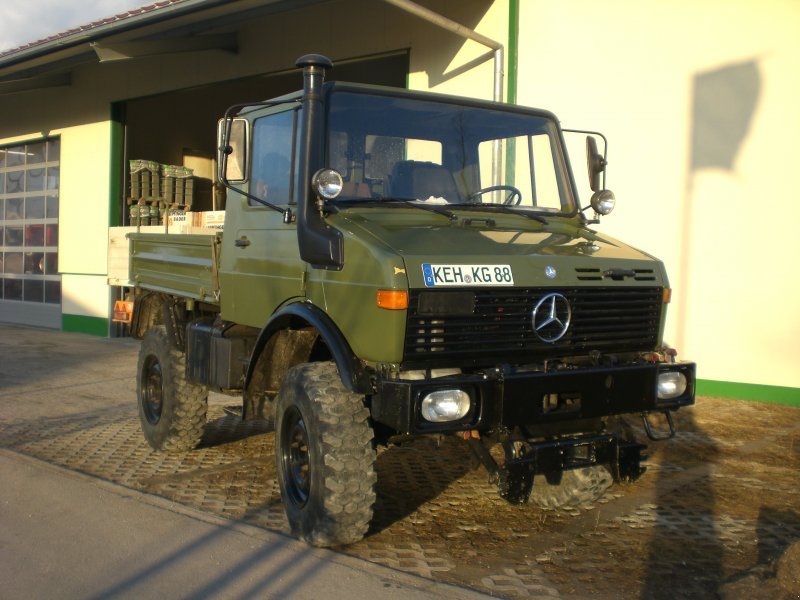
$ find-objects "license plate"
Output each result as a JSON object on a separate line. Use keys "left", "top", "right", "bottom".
{"left": 422, "top": 263, "right": 514, "bottom": 287}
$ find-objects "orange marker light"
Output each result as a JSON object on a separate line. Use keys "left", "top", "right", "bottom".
{"left": 376, "top": 289, "right": 408, "bottom": 310}
{"left": 663, "top": 288, "right": 672, "bottom": 303}
{"left": 113, "top": 300, "right": 134, "bottom": 324}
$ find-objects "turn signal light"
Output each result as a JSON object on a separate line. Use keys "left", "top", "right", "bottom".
{"left": 376, "top": 289, "right": 408, "bottom": 310}
{"left": 663, "top": 288, "right": 672, "bottom": 303}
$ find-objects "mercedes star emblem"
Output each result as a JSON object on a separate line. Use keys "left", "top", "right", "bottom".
{"left": 532, "top": 292, "right": 571, "bottom": 342}
{"left": 545, "top": 265, "right": 557, "bottom": 279}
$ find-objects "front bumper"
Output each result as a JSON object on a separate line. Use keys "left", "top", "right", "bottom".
{"left": 371, "top": 361, "right": 695, "bottom": 435}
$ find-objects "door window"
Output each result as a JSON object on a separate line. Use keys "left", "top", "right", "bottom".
{"left": 250, "top": 110, "right": 297, "bottom": 206}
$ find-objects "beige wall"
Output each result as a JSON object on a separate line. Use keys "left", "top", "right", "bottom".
{"left": 515, "top": 0, "right": 800, "bottom": 388}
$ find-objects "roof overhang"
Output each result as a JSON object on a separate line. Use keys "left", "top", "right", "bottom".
{"left": 0, "top": 0, "right": 327, "bottom": 94}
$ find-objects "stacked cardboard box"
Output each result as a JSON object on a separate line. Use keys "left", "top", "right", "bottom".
{"left": 195, "top": 210, "right": 225, "bottom": 230}
{"left": 164, "top": 210, "right": 226, "bottom": 233}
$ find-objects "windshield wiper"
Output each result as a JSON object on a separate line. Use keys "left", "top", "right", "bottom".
{"left": 448, "top": 203, "right": 548, "bottom": 224}
{"left": 399, "top": 200, "right": 458, "bottom": 221}
{"left": 336, "top": 198, "right": 457, "bottom": 221}
{"left": 335, "top": 198, "right": 547, "bottom": 225}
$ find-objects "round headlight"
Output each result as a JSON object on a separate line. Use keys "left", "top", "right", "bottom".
{"left": 312, "top": 168, "right": 343, "bottom": 200}
{"left": 657, "top": 371, "right": 687, "bottom": 400}
{"left": 590, "top": 189, "right": 616, "bottom": 215}
{"left": 420, "top": 389, "right": 471, "bottom": 422}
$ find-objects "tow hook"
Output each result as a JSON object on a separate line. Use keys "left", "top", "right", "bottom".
{"left": 464, "top": 433, "right": 647, "bottom": 505}
{"left": 641, "top": 410, "right": 676, "bottom": 440}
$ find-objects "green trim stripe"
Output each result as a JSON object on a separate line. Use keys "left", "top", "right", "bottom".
{"left": 697, "top": 379, "right": 800, "bottom": 407}
{"left": 504, "top": 0, "right": 520, "bottom": 185}
{"left": 62, "top": 314, "right": 109, "bottom": 337}
{"left": 109, "top": 103, "right": 124, "bottom": 227}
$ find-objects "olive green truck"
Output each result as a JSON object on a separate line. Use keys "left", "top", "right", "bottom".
{"left": 118, "top": 55, "right": 695, "bottom": 547}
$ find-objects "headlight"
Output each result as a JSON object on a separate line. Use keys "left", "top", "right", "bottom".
{"left": 420, "top": 389, "right": 471, "bottom": 422}
{"left": 590, "top": 189, "right": 616, "bottom": 215}
{"left": 657, "top": 371, "right": 687, "bottom": 400}
{"left": 312, "top": 168, "right": 343, "bottom": 199}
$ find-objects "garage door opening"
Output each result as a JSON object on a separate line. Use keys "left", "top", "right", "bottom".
{"left": 118, "top": 52, "right": 409, "bottom": 222}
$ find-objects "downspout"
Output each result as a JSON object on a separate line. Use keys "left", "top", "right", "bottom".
{"left": 505, "top": 0, "right": 519, "bottom": 185}
{"left": 381, "top": 0, "right": 505, "bottom": 186}
{"left": 507, "top": 0, "right": 519, "bottom": 105}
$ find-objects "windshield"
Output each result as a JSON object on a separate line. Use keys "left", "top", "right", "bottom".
{"left": 325, "top": 90, "right": 576, "bottom": 214}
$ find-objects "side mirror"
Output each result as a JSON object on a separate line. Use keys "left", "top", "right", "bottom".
{"left": 586, "top": 136, "right": 606, "bottom": 192}
{"left": 217, "top": 118, "right": 248, "bottom": 183}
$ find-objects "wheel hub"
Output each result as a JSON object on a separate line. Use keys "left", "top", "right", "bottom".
{"left": 281, "top": 406, "right": 310, "bottom": 507}
{"left": 141, "top": 355, "right": 163, "bottom": 425}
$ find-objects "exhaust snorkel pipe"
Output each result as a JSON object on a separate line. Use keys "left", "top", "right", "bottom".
{"left": 295, "top": 54, "right": 344, "bottom": 270}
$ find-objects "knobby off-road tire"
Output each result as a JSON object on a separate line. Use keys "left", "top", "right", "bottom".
{"left": 137, "top": 325, "right": 208, "bottom": 453}
{"left": 531, "top": 465, "right": 613, "bottom": 510}
{"left": 275, "top": 362, "right": 376, "bottom": 547}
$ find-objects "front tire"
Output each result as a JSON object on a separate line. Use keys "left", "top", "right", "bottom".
{"left": 275, "top": 362, "right": 376, "bottom": 547}
{"left": 137, "top": 325, "right": 208, "bottom": 452}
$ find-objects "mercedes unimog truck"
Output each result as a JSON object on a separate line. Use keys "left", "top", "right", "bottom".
{"left": 121, "top": 54, "right": 695, "bottom": 547}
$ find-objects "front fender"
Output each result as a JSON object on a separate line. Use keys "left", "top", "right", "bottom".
{"left": 244, "top": 301, "right": 369, "bottom": 402}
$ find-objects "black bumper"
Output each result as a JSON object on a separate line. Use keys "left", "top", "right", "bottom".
{"left": 371, "top": 361, "right": 695, "bottom": 435}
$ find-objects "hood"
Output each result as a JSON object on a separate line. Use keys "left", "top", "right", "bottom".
{"left": 333, "top": 207, "right": 665, "bottom": 288}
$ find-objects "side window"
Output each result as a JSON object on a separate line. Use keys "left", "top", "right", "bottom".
{"left": 250, "top": 110, "right": 296, "bottom": 206}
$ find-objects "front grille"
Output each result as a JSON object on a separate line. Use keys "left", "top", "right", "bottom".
{"left": 404, "top": 287, "right": 662, "bottom": 365}
{"left": 575, "top": 268, "right": 657, "bottom": 281}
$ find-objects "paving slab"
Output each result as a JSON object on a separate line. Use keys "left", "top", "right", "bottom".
{"left": 1, "top": 324, "right": 799, "bottom": 598}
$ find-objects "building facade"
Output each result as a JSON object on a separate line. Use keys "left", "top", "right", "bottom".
{"left": 0, "top": 0, "right": 797, "bottom": 403}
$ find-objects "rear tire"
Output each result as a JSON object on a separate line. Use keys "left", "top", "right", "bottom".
{"left": 531, "top": 465, "right": 613, "bottom": 510}
{"left": 137, "top": 325, "right": 208, "bottom": 452}
{"left": 275, "top": 362, "right": 376, "bottom": 547}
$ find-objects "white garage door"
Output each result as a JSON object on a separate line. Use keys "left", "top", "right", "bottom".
{"left": 0, "top": 138, "right": 61, "bottom": 328}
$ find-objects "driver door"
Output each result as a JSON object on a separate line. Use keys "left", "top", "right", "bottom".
{"left": 219, "top": 106, "right": 305, "bottom": 328}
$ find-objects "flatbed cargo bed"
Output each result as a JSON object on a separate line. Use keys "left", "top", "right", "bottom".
{"left": 126, "top": 231, "right": 221, "bottom": 304}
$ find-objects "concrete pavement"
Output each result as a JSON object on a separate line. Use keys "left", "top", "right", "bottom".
{"left": 0, "top": 325, "right": 488, "bottom": 600}
{"left": 0, "top": 448, "right": 487, "bottom": 600}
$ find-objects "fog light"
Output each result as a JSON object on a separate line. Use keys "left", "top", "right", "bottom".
{"left": 420, "top": 389, "right": 470, "bottom": 422}
{"left": 657, "top": 371, "right": 687, "bottom": 400}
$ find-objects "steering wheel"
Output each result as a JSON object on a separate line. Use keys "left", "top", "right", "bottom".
{"left": 469, "top": 185, "right": 523, "bottom": 206}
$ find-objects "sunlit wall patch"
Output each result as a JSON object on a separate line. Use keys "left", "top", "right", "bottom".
{"left": 422, "top": 263, "right": 514, "bottom": 287}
